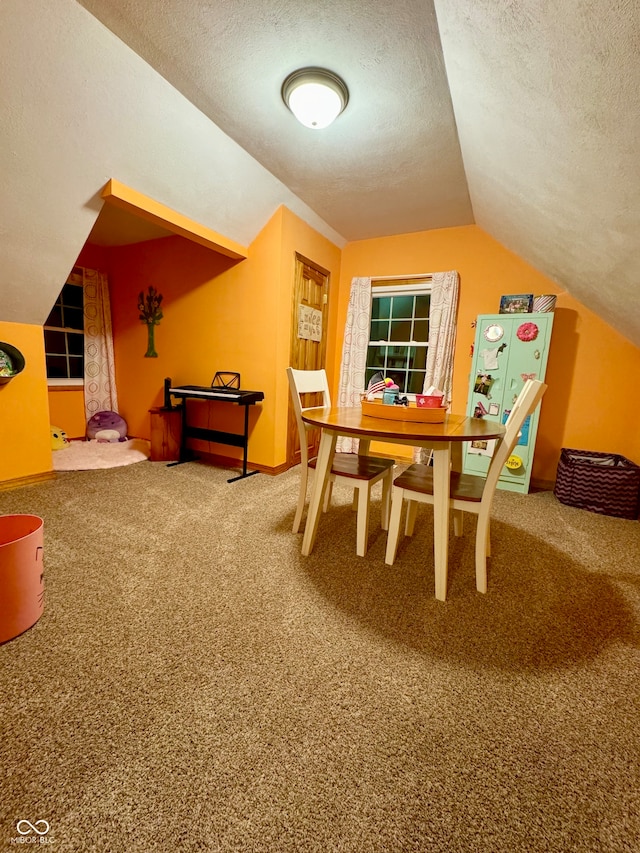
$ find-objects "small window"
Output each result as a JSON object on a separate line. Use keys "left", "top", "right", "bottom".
{"left": 44, "top": 274, "right": 84, "bottom": 380}
{"left": 365, "top": 280, "right": 431, "bottom": 395}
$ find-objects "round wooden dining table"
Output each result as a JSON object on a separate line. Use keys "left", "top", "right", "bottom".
{"left": 300, "top": 406, "right": 505, "bottom": 601}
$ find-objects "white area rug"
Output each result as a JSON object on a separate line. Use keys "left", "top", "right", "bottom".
{"left": 53, "top": 439, "right": 151, "bottom": 471}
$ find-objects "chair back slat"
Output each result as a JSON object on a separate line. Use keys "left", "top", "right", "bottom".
{"left": 287, "top": 368, "right": 331, "bottom": 413}
{"left": 287, "top": 368, "right": 333, "bottom": 468}
{"left": 482, "top": 379, "right": 547, "bottom": 500}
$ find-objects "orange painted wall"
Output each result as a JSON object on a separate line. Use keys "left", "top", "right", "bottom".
{"left": 276, "top": 206, "right": 342, "bottom": 459}
{"left": 336, "top": 225, "right": 640, "bottom": 483}
{"left": 106, "top": 206, "right": 341, "bottom": 469}
{"left": 0, "top": 322, "right": 52, "bottom": 482}
{"left": 48, "top": 388, "right": 86, "bottom": 439}
{"left": 14, "top": 216, "right": 637, "bottom": 489}
{"left": 108, "top": 235, "right": 255, "bottom": 451}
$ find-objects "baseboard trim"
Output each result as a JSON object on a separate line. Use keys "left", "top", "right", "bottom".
{"left": 0, "top": 472, "right": 56, "bottom": 492}
{"left": 530, "top": 477, "right": 555, "bottom": 492}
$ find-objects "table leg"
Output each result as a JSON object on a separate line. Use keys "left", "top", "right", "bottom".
{"left": 432, "top": 443, "right": 451, "bottom": 601}
{"left": 451, "top": 441, "right": 463, "bottom": 473}
{"left": 353, "top": 439, "right": 371, "bottom": 509}
{"left": 301, "top": 430, "right": 337, "bottom": 556}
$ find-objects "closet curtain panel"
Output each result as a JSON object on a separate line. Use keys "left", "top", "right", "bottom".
{"left": 83, "top": 267, "right": 119, "bottom": 423}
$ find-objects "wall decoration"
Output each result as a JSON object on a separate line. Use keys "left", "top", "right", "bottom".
{"left": 473, "top": 399, "right": 488, "bottom": 418}
{"left": 473, "top": 373, "right": 494, "bottom": 396}
{"left": 0, "top": 341, "right": 26, "bottom": 384}
{"left": 0, "top": 349, "right": 13, "bottom": 377}
{"left": 298, "top": 304, "right": 322, "bottom": 342}
{"left": 468, "top": 438, "right": 496, "bottom": 456}
{"left": 506, "top": 454, "right": 524, "bottom": 470}
{"left": 483, "top": 323, "right": 504, "bottom": 343}
{"left": 503, "top": 410, "right": 532, "bottom": 446}
{"left": 478, "top": 347, "right": 500, "bottom": 370}
{"left": 499, "top": 294, "right": 534, "bottom": 314}
{"left": 137, "top": 286, "right": 163, "bottom": 358}
{"left": 516, "top": 322, "right": 539, "bottom": 342}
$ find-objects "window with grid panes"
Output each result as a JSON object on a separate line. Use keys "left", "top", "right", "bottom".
{"left": 365, "top": 281, "right": 431, "bottom": 395}
{"left": 44, "top": 269, "right": 84, "bottom": 380}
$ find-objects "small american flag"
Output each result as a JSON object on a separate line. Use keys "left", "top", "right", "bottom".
{"left": 365, "top": 371, "right": 387, "bottom": 398}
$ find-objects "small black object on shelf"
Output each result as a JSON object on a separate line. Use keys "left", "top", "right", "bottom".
{"left": 0, "top": 342, "right": 26, "bottom": 385}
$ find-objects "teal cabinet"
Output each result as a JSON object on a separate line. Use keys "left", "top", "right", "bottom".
{"left": 462, "top": 312, "right": 554, "bottom": 493}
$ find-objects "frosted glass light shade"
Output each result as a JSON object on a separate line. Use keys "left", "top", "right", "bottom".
{"left": 282, "top": 68, "right": 349, "bottom": 129}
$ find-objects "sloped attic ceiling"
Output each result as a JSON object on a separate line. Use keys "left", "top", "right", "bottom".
{"left": 1, "top": 0, "right": 638, "bottom": 345}
{"left": 73, "top": 0, "right": 640, "bottom": 345}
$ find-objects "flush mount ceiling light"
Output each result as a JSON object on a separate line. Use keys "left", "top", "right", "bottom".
{"left": 281, "top": 67, "right": 349, "bottom": 129}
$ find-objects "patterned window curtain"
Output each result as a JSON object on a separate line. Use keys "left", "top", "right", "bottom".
{"left": 336, "top": 276, "right": 372, "bottom": 453}
{"left": 335, "top": 272, "right": 459, "bottom": 460}
{"left": 83, "top": 267, "right": 119, "bottom": 423}
{"left": 414, "top": 269, "right": 460, "bottom": 463}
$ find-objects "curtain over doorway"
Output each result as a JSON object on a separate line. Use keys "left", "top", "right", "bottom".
{"left": 82, "top": 267, "right": 118, "bottom": 422}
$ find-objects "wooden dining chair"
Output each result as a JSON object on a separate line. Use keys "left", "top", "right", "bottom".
{"left": 385, "top": 379, "right": 547, "bottom": 592}
{"left": 287, "top": 367, "right": 396, "bottom": 556}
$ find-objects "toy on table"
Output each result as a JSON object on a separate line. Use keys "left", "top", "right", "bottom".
{"left": 365, "top": 372, "right": 392, "bottom": 399}
{"left": 382, "top": 378, "right": 400, "bottom": 406}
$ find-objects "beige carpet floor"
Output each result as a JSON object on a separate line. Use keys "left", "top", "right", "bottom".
{"left": 0, "top": 460, "right": 639, "bottom": 852}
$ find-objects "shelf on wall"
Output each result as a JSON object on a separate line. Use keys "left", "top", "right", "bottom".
{"left": 101, "top": 179, "right": 248, "bottom": 261}
{"left": 0, "top": 342, "right": 26, "bottom": 384}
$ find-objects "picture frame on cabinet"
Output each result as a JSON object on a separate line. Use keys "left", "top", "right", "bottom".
{"left": 473, "top": 373, "right": 494, "bottom": 395}
{"left": 468, "top": 438, "right": 496, "bottom": 456}
{"left": 499, "top": 293, "right": 534, "bottom": 313}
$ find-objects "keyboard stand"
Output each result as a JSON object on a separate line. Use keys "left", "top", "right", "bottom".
{"left": 165, "top": 381, "right": 264, "bottom": 482}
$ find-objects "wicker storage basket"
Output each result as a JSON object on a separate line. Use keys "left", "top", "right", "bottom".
{"left": 554, "top": 448, "right": 640, "bottom": 519}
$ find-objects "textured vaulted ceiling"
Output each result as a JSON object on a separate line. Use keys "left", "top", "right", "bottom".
{"left": 8, "top": 0, "right": 640, "bottom": 343}
{"left": 78, "top": 0, "right": 474, "bottom": 242}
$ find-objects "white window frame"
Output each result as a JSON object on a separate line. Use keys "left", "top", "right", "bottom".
{"left": 44, "top": 276, "right": 84, "bottom": 384}
{"left": 366, "top": 279, "right": 432, "bottom": 397}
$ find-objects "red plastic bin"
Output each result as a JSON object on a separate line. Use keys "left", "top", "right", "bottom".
{"left": 0, "top": 515, "right": 44, "bottom": 643}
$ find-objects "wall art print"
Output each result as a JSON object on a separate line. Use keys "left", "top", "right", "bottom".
{"left": 138, "top": 286, "right": 164, "bottom": 358}
{"left": 499, "top": 293, "right": 534, "bottom": 314}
